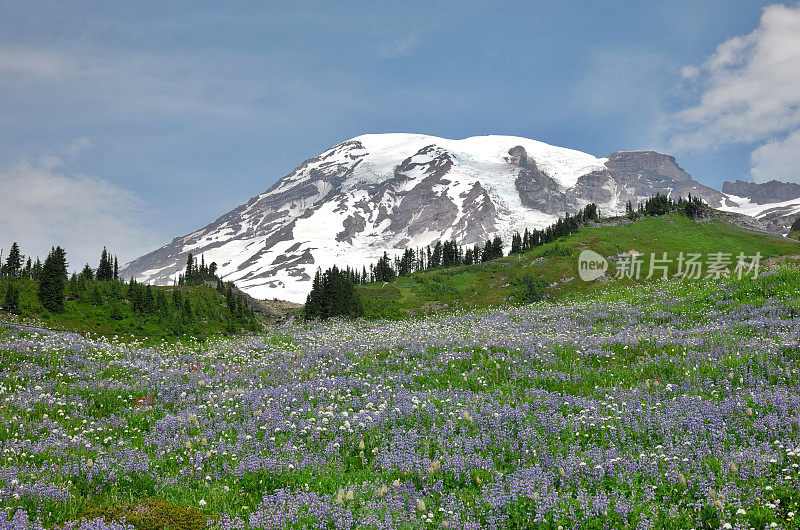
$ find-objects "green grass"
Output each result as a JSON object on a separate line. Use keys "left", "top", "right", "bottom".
{"left": 358, "top": 213, "right": 800, "bottom": 319}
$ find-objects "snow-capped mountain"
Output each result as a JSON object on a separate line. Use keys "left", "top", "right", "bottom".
{"left": 121, "top": 133, "right": 800, "bottom": 302}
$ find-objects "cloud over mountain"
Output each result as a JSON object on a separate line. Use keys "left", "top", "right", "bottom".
{"left": 0, "top": 145, "right": 160, "bottom": 270}
{"left": 670, "top": 3, "right": 800, "bottom": 182}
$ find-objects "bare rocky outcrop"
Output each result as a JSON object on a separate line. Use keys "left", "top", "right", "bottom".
{"left": 508, "top": 146, "right": 566, "bottom": 214}
{"left": 722, "top": 179, "right": 800, "bottom": 204}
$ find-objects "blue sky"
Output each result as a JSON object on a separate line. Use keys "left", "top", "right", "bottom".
{"left": 2, "top": 1, "right": 799, "bottom": 269}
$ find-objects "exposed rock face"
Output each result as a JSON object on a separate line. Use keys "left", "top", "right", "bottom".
{"left": 508, "top": 146, "right": 566, "bottom": 214}
{"left": 722, "top": 180, "right": 800, "bottom": 204}
{"left": 604, "top": 152, "right": 724, "bottom": 208}
{"left": 751, "top": 205, "right": 800, "bottom": 235}
{"left": 120, "top": 133, "right": 800, "bottom": 302}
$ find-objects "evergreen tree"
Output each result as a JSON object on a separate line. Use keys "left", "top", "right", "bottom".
{"left": 510, "top": 232, "right": 522, "bottom": 254}
{"left": 304, "top": 270, "right": 323, "bottom": 317}
{"left": 68, "top": 273, "right": 80, "bottom": 300}
{"left": 374, "top": 252, "right": 396, "bottom": 282}
{"left": 305, "top": 266, "right": 363, "bottom": 320}
{"left": 4, "top": 242, "right": 22, "bottom": 278}
{"left": 442, "top": 240, "right": 461, "bottom": 267}
{"left": 156, "top": 291, "right": 169, "bottom": 316}
{"left": 492, "top": 236, "right": 504, "bottom": 259}
{"left": 464, "top": 247, "right": 474, "bottom": 266}
{"left": 89, "top": 284, "right": 103, "bottom": 306}
{"left": 182, "top": 298, "right": 194, "bottom": 322}
{"left": 2, "top": 281, "right": 19, "bottom": 313}
{"left": 31, "top": 258, "right": 43, "bottom": 281}
{"left": 522, "top": 228, "right": 531, "bottom": 251}
{"left": 38, "top": 246, "right": 68, "bottom": 313}
{"left": 97, "top": 247, "right": 113, "bottom": 281}
{"left": 398, "top": 248, "right": 415, "bottom": 276}
{"left": 185, "top": 253, "right": 194, "bottom": 282}
{"left": 80, "top": 263, "right": 94, "bottom": 281}
{"left": 109, "top": 300, "right": 124, "bottom": 320}
{"left": 113, "top": 256, "right": 119, "bottom": 280}
{"left": 684, "top": 195, "right": 706, "bottom": 220}
{"left": 430, "top": 241, "right": 443, "bottom": 268}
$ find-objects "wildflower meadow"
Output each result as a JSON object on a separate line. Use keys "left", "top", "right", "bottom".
{"left": 2, "top": 268, "right": 800, "bottom": 529}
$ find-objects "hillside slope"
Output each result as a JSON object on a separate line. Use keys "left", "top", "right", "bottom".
{"left": 357, "top": 213, "right": 800, "bottom": 319}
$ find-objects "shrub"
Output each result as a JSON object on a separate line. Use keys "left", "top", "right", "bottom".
{"left": 79, "top": 498, "right": 216, "bottom": 530}
{"left": 537, "top": 244, "right": 572, "bottom": 258}
{"left": 519, "top": 274, "right": 548, "bottom": 302}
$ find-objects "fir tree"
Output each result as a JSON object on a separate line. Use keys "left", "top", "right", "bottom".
{"left": 185, "top": 253, "right": 194, "bottom": 282}
{"left": 68, "top": 273, "right": 80, "bottom": 300}
{"left": 304, "top": 270, "right": 323, "bottom": 317}
{"left": 305, "top": 266, "right": 363, "bottom": 320}
{"left": 2, "top": 281, "right": 19, "bottom": 313}
{"left": 80, "top": 264, "right": 94, "bottom": 281}
{"left": 113, "top": 256, "right": 119, "bottom": 280}
{"left": 464, "top": 247, "right": 474, "bottom": 266}
{"left": 398, "top": 248, "right": 415, "bottom": 276}
{"left": 97, "top": 247, "right": 113, "bottom": 281}
{"left": 31, "top": 258, "right": 43, "bottom": 281}
{"left": 4, "top": 242, "right": 22, "bottom": 278}
{"left": 510, "top": 232, "right": 522, "bottom": 254}
{"left": 89, "top": 284, "right": 102, "bottom": 306}
{"left": 492, "top": 236, "right": 504, "bottom": 259}
{"left": 38, "top": 246, "right": 68, "bottom": 313}
{"left": 374, "top": 252, "right": 396, "bottom": 282}
{"left": 430, "top": 242, "right": 443, "bottom": 268}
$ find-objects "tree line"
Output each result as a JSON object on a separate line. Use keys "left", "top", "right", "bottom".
{"left": 306, "top": 202, "right": 601, "bottom": 318}
{"left": 305, "top": 195, "right": 711, "bottom": 319}
{"left": 1, "top": 243, "right": 259, "bottom": 335}
{"left": 625, "top": 193, "right": 707, "bottom": 220}
{"left": 342, "top": 202, "right": 601, "bottom": 287}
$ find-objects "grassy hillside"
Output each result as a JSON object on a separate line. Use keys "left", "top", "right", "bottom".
{"left": 0, "top": 278, "right": 261, "bottom": 339}
{"left": 358, "top": 213, "right": 800, "bottom": 319}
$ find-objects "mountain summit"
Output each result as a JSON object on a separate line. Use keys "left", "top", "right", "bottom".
{"left": 121, "top": 134, "right": 800, "bottom": 302}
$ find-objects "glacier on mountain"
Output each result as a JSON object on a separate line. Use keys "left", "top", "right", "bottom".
{"left": 121, "top": 133, "right": 800, "bottom": 302}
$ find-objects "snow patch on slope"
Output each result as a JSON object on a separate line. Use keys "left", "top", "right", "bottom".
{"left": 351, "top": 134, "right": 607, "bottom": 189}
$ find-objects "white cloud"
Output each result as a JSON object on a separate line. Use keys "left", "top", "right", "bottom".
{"left": 670, "top": 4, "right": 800, "bottom": 151}
{"left": 750, "top": 128, "right": 800, "bottom": 183}
{"left": 0, "top": 154, "right": 161, "bottom": 272}
{"left": 0, "top": 44, "right": 253, "bottom": 121}
{"left": 680, "top": 65, "right": 700, "bottom": 80}
{"left": 64, "top": 137, "right": 93, "bottom": 157}
{"left": 0, "top": 46, "right": 77, "bottom": 78}
{"left": 378, "top": 34, "right": 421, "bottom": 58}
